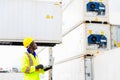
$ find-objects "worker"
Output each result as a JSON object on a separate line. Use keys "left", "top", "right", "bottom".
{"left": 21, "top": 37, "right": 52, "bottom": 80}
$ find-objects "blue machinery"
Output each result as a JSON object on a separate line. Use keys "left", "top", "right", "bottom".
{"left": 87, "top": 2, "right": 105, "bottom": 15}
{"left": 88, "top": 34, "right": 107, "bottom": 48}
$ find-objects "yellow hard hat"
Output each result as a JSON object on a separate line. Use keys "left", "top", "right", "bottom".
{"left": 23, "top": 37, "right": 34, "bottom": 48}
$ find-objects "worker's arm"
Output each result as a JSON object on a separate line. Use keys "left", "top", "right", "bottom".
{"left": 20, "top": 54, "right": 36, "bottom": 74}
{"left": 35, "top": 65, "right": 52, "bottom": 74}
{"left": 36, "top": 68, "right": 45, "bottom": 74}
{"left": 35, "top": 56, "right": 45, "bottom": 74}
{"left": 35, "top": 64, "right": 45, "bottom": 74}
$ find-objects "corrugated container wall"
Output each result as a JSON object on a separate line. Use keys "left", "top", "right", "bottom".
{"left": 93, "top": 48, "right": 120, "bottom": 80}
{"left": 111, "top": 25, "right": 120, "bottom": 48}
{"left": 0, "top": 0, "right": 62, "bottom": 44}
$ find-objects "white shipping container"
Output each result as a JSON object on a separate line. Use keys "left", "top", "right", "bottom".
{"left": 63, "top": 0, "right": 109, "bottom": 26}
{"left": 0, "top": 0, "right": 62, "bottom": 45}
{"left": 51, "top": 23, "right": 85, "bottom": 80}
{"left": 53, "top": 23, "right": 110, "bottom": 63}
{"left": 53, "top": 57, "right": 85, "bottom": 80}
{"left": 62, "top": 0, "right": 84, "bottom": 31}
{"left": 93, "top": 48, "right": 120, "bottom": 80}
{"left": 51, "top": 23, "right": 111, "bottom": 80}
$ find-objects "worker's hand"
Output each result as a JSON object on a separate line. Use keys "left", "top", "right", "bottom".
{"left": 35, "top": 64, "right": 44, "bottom": 70}
{"left": 44, "top": 65, "right": 52, "bottom": 71}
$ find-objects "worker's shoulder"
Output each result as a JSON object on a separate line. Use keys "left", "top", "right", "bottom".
{"left": 20, "top": 52, "right": 29, "bottom": 61}
{"left": 22, "top": 52, "right": 29, "bottom": 58}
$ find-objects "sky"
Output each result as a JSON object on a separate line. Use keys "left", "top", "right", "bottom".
{"left": 0, "top": 46, "right": 25, "bottom": 68}
{"left": 109, "top": 0, "right": 120, "bottom": 24}
{"left": 0, "top": 45, "right": 48, "bottom": 68}
{"left": 0, "top": 0, "right": 120, "bottom": 69}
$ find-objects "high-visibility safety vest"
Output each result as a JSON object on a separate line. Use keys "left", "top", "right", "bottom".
{"left": 21, "top": 52, "right": 44, "bottom": 80}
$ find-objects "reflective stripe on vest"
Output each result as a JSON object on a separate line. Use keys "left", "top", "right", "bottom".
{"left": 25, "top": 67, "right": 30, "bottom": 73}
{"left": 25, "top": 52, "right": 33, "bottom": 66}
